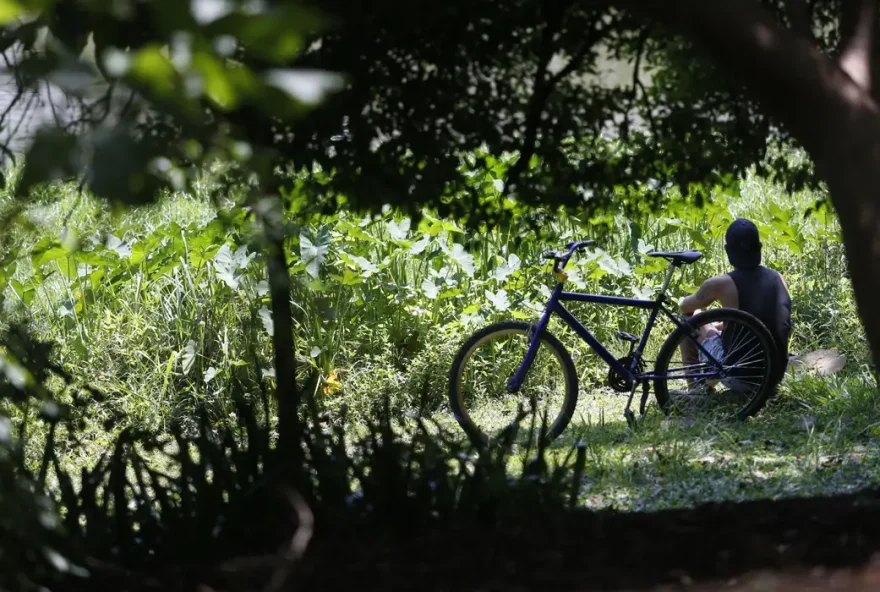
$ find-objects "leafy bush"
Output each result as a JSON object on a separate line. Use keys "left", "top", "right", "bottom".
{"left": 0, "top": 153, "right": 867, "bottom": 435}
{"left": 0, "top": 324, "right": 586, "bottom": 591}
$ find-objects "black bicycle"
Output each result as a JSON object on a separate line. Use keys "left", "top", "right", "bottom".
{"left": 447, "top": 240, "right": 780, "bottom": 445}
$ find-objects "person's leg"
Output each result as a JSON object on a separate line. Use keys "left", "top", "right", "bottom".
{"left": 678, "top": 310, "right": 721, "bottom": 389}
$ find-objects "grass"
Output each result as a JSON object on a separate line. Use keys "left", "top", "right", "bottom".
{"left": 0, "top": 155, "right": 877, "bottom": 517}
{"left": 425, "top": 368, "right": 880, "bottom": 512}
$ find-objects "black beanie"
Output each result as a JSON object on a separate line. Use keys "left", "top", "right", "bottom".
{"left": 725, "top": 218, "right": 761, "bottom": 269}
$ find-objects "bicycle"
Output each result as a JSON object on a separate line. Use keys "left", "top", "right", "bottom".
{"left": 447, "top": 239, "right": 780, "bottom": 445}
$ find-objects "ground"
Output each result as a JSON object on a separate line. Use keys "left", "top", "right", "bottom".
{"left": 426, "top": 365, "right": 880, "bottom": 513}
{"left": 283, "top": 486, "right": 880, "bottom": 592}
{"left": 108, "top": 481, "right": 880, "bottom": 592}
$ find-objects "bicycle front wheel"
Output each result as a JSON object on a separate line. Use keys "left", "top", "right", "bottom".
{"left": 654, "top": 308, "right": 779, "bottom": 420}
{"left": 447, "top": 321, "right": 578, "bottom": 445}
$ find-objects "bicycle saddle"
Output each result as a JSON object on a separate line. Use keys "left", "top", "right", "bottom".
{"left": 647, "top": 250, "right": 703, "bottom": 265}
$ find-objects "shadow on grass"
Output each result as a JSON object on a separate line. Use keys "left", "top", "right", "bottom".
{"left": 428, "top": 371, "right": 880, "bottom": 512}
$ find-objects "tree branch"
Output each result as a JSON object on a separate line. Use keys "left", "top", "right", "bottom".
{"left": 505, "top": 6, "right": 607, "bottom": 194}
{"left": 784, "top": 0, "right": 815, "bottom": 43}
{"left": 839, "top": 0, "right": 876, "bottom": 91}
{"left": 618, "top": 0, "right": 877, "bottom": 157}
{"left": 622, "top": 26, "right": 652, "bottom": 140}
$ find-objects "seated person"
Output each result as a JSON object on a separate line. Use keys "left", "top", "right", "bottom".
{"left": 678, "top": 218, "right": 792, "bottom": 391}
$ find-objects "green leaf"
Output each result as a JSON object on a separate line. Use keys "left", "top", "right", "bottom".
{"left": 418, "top": 215, "right": 445, "bottom": 237}
{"left": 341, "top": 223, "right": 378, "bottom": 243}
{"left": 180, "top": 341, "right": 197, "bottom": 375}
{"left": 386, "top": 218, "right": 411, "bottom": 241}
{"left": 10, "top": 279, "right": 33, "bottom": 305}
{"left": 128, "top": 44, "right": 186, "bottom": 102}
{"left": 492, "top": 254, "right": 521, "bottom": 282}
{"left": 191, "top": 48, "right": 239, "bottom": 109}
{"left": 300, "top": 226, "right": 331, "bottom": 279}
{"left": 258, "top": 306, "right": 274, "bottom": 336}
{"left": 31, "top": 238, "right": 67, "bottom": 268}
{"left": 439, "top": 288, "right": 461, "bottom": 300}
{"left": 56, "top": 256, "right": 78, "bottom": 281}
{"left": 442, "top": 220, "right": 464, "bottom": 234}
{"left": 336, "top": 269, "right": 362, "bottom": 286}
{"left": 686, "top": 228, "right": 710, "bottom": 250}
{"left": 448, "top": 243, "right": 475, "bottom": 277}
{"left": 485, "top": 288, "right": 510, "bottom": 311}
{"left": 421, "top": 278, "right": 439, "bottom": 299}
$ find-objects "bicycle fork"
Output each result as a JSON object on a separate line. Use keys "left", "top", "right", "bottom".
{"left": 506, "top": 284, "right": 562, "bottom": 392}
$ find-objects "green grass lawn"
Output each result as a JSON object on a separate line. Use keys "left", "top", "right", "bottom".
{"left": 427, "top": 369, "right": 880, "bottom": 512}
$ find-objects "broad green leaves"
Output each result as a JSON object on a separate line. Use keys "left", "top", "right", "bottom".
{"left": 446, "top": 243, "right": 475, "bottom": 277}
{"left": 386, "top": 218, "right": 411, "bottom": 241}
{"left": 213, "top": 244, "right": 255, "bottom": 290}
{"left": 492, "top": 254, "right": 521, "bottom": 282}
{"left": 300, "top": 226, "right": 331, "bottom": 279}
{"left": 485, "top": 289, "right": 510, "bottom": 311}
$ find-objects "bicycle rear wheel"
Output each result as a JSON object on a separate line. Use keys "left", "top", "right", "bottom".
{"left": 447, "top": 321, "right": 578, "bottom": 445}
{"left": 654, "top": 308, "right": 779, "bottom": 420}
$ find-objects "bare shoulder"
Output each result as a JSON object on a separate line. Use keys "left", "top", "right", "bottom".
{"left": 701, "top": 273, "right": 736, "bottom": 293}
{"left": 702, "top": 273, "right": 738, "bottom": 307}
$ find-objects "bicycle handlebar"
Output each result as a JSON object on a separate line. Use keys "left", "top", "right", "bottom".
{"left": 564, "top": 240, "right": 595, "bottom": 254}
{"left": 541, "top": 239, "right": 596, "bottom": 273}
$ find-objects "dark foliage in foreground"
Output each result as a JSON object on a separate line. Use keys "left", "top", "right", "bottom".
{"left": 0, "top": 325, "right": 587, "bottom": 591}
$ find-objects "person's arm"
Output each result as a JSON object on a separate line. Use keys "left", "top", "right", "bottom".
{"left": 679, "top": 275, "right": 724, "bottom": 317}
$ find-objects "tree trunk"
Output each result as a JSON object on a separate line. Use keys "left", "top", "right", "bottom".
{"left": 812, "top": 120, "right": 880, "bottom": 374}
{"left": 260, "top": 195, "right": 303, "bottom": 465}
{"left": 624, "top": 0, "right": 880, "bottom": 371}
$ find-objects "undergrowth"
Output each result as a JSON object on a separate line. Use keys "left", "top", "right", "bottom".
{"left": 0, "top": 158, "right": 867, "bottom": 433}
{"left": 0, "top": 325, "right": 584, "bottom": 591}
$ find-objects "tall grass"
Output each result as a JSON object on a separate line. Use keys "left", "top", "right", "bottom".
{"left": 0, "top": 158, "right": 866, "bottom": 440}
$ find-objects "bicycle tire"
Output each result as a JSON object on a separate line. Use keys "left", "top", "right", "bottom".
{"left": 447, "top": 320, "right": 579, "bottom": 445}
{"left": 654, "top": 308, "right": 779, "bottom": 420}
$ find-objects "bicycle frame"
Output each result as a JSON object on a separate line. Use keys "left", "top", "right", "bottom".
{"left": 506, "top": 259, "right": 726, "bottom": 392}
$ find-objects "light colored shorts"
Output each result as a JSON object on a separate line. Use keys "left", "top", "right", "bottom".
{"left": 698, "top": 335, "right": 752, "bottom": 391}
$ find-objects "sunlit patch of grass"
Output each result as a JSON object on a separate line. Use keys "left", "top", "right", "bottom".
{"left": 422, "top": 372, "right": 880, "bottom": 511}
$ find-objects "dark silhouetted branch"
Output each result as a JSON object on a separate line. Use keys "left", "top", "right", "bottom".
{"left": 623, "top": 25, "right": 652, "bottom": 139}
{"left": 505, "top": 6, "right": 607, "bottom": 195}
{"left": 784, "top": 0, "right": 815, "bottom": 43}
